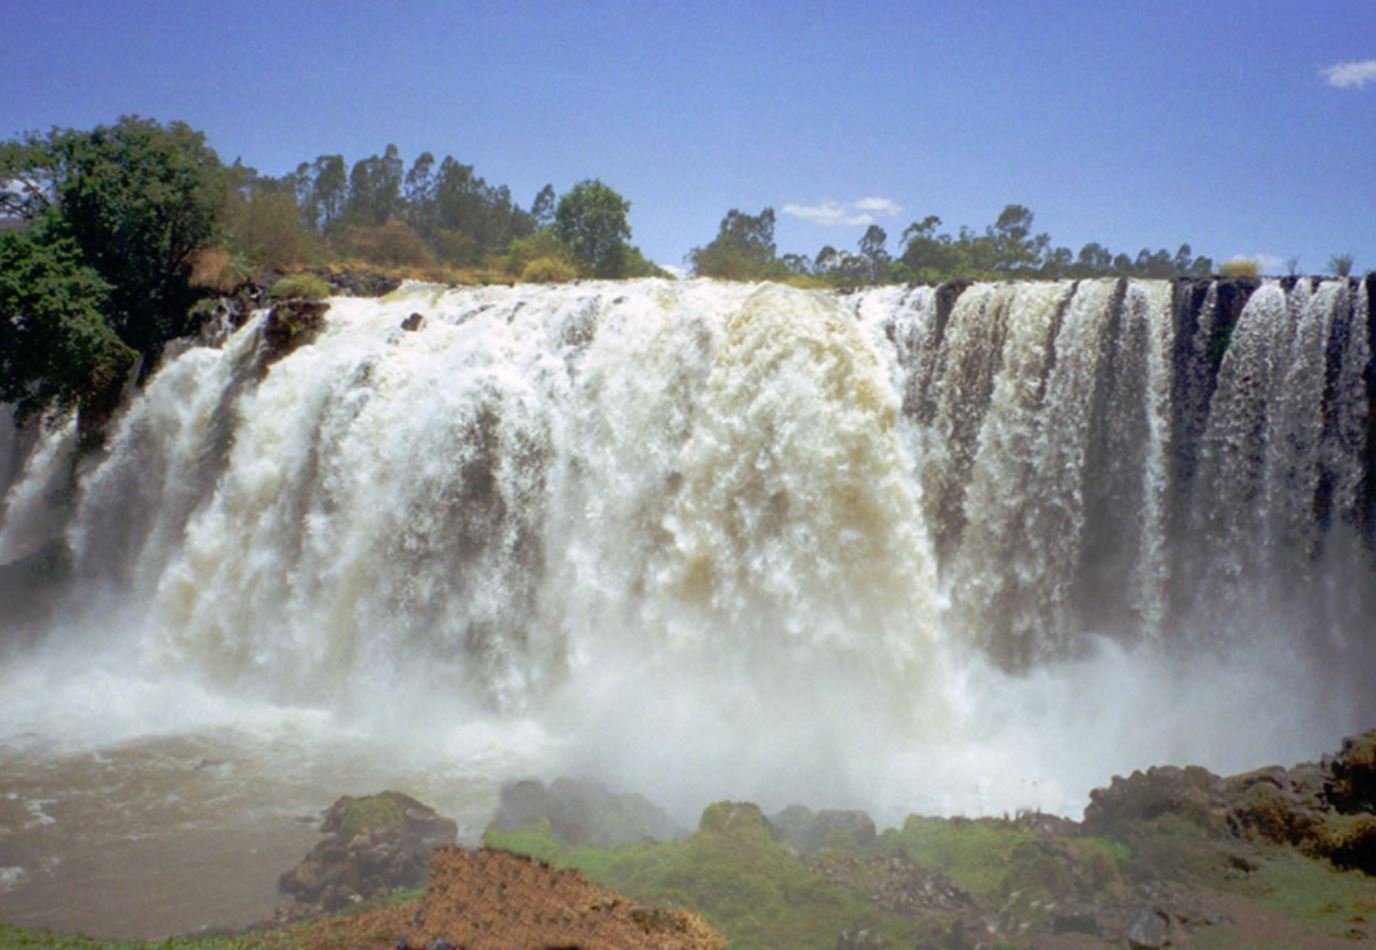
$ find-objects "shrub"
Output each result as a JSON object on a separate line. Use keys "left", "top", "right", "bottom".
{"left": 268, "top": 272, "right": 331, "bottom": 300}
{"left": 521, "top": 256, "right": 577, "bottom": 284}
{"left": 189, "top": 245, "right": 253, "bottom": 292}
{"left": 336, "top": 220, "right": 434, "bottom": 268}
{"left": 1219, "top": 257, "right": 1260, "bottom": 277}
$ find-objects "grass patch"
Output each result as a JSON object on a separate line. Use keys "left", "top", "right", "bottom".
{"left": 881, "top": 816, "right": 1035, "bottom": 897}
{"left": 1237, "top": 849, "right": 1376, "bottom": 937}
{"left": 484, "top": 819, "right": 908, "bottom": 949}
{"left": 266, "top": 273, "right": 330, "bottom": 301}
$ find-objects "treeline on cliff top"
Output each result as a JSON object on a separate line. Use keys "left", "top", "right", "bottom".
{"left": 0, "top": 115, "right": 1361, "bottom": 424}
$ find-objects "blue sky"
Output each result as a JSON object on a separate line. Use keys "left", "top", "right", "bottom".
{"left": 5, "top": 0, "right": 1374, "bottom": 273}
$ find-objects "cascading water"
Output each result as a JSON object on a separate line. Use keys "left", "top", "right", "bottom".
{"left": 2, "top": 275, "right": 1374, "bottom": 935}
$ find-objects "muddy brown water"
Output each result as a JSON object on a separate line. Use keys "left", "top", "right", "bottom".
{"left": 0, "top": 731, "right": 504, "bottom": 939}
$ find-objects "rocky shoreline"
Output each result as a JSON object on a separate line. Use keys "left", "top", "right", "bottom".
{"left": 191, "top": 730, "right": 1376, "bottom": 948}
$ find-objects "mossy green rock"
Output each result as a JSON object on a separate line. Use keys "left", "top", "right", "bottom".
{"left": 698, "top": 801, "right": 774, "bottom": 839}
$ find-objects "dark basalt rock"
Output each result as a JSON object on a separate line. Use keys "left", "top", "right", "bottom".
{"left": 260, "top": 299, "right": 330, "bottom": 368}
{"left": 401, "top": 312, "right": 424, "bottom": 332}
{"left": 277, "top": 791, "right": 457, "bottom": 917}
{"left": 768, "top": 804, "right": 877, "bottom": 855}
{"left": 492, "top": 776, "right": 683, "bottom": 847}
{"left": 1082, "top": 764, "right": 1230, "bottom": 836}
{"left": 327, "top": 269, "right": 403, "bottom": 297}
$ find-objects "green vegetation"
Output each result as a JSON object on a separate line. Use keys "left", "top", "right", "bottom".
{"left": 0, "top": 224, "right": 133, "bottom": 418}
{"left": 1219, "top": 256, "right": 1260, "bottom": 277}
{"left": 1330, "top": 252, "right": 1356, "bottom": 277}
{"left": 881, "top": 815, "right": 1037, "bottom": 896}
{"left": 266, "top": 273, "right": 330, "bottom": 301}
{"left": 691, "top": 201, "right": 1222, "bottom": 285}
{"left": 689, "top": 207, "right": 786, "bottom": 281}
{"left": 1, "top": 117, "right": 670, "bottom": 425}
{"left": 552, "top": 179, "right": 633, "bottom": 278}
{"left": 520, "top": 256, "right": 577, "bottom": 284}
{"left": 485, "top": 813, "right": 905, "bottom": 950}
{"left": 1, "top": 117, "right": 224, "bottom": 418}
{"left": 335, "top": 793, "right": 406, "bottom": 838}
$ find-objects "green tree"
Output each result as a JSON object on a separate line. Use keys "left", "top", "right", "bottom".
{"left": 1076, "top": 242, "right": 1112, "bottom": 275}
{"left": 1330, "top": 253, "right": 1355, "bottom": 277}
{"left": 403, "top": 151, "right": 437, "bottom": 238}
{"left": 689, "top": 207, "right": 777, "bottom": 279}
{"left": 986, "top": 204, "right": 1047, "bottom": 273}
{"left": 45, "top": 116, "right": 225, "bottom": 356}
{"left": 310, "top": 155, "right": 348, "bottom": 233}
{"left": 858, "top": 224, "right": 889, "bottom": 283}
{"left": 0, "top": 225, "right": 134, "bottom": 418}
{"left": 531, "top": 184, "right": 557, "bottom": 230}
{"left": 344, "top": 144, "right": 403, "bottom": 227}
{"left": 554, "top": 179, "right": 632, "bottom": 278}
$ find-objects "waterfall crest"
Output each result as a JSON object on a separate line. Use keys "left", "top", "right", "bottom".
{"left": 2, "top": 275, "right": 1374, "bottom": 812}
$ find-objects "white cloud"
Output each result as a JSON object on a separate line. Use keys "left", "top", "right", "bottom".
{"left": 1253, "top": 253, "right": 1285, "bottom": 274}
{"left": 781, "top": 197, "right": 902, "bottom": 228}
{"left": 852, "top": 196, "right": 902, "bottom": 215}
{"left": 1322, "top": 59, "right": 1376, "bottom": 88}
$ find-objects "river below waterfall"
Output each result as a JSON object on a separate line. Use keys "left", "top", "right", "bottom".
{"left": 2, "top": 277, "right": 1373, "bottom": 937}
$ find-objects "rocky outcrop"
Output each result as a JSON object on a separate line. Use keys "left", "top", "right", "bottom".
{"left": 1083, "top": 729, "right": 1376, "bottom": 875}
{"left": 259, "top": 299, "right": 329, "bottom": 368}
{"left": 276, "top": 791, "right": 457, "bottom": 917}
{"left": 324, "top": 268, "right": 402, "bottom": 298}
{"left": 491, "top": 776, "right": 684, "bottom": 847}
{"left": 768, "top": 804, "right": 877, "bottom": 855}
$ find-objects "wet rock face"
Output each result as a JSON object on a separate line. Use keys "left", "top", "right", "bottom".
{"left": 277, "top": 791, "right": 457, "bottom": 915}
{"left": 1082, "top": 764, "right": 1230, "bottom": 836}
{"left": 326, "top": 269, "right": 402, "bottom": 297}
{"left": 1326, "top": 731, "right": 1376, "bottom": 814}
{"left": 260, "top": 299, "right": 330, "bottom": 368}
{"left": 491, "top": 776, "right": 683, "bottom": 847}
{"left": 1081, "top": 730, "right": 1376, "bottom": 876}
{"left": 768, "top": 804, "right": 877, "bottom": 855}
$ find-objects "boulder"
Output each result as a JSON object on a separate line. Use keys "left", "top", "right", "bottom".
{"left": 1083, "top": 765, "right": 1230, "bottom": 836}
{"left": 1125, "top": 906, "right": 1170, "bottom": 949}
{"left": 278, "top": 791, "right": 457, "bottom": 915}
{"left": 261, "top": 299, "right": 329, "bottom": 367}
{"left": 698, "top": 801, "right": 775, "bottom": 839}
{"left": 768, "top": 804, "right": 877, "bottom": 855}
{"left": 491, "top": 776, "right": 682, "bottom": 847}
{"left": 1326, "top": 730, "right": 1376, "bottom": 815}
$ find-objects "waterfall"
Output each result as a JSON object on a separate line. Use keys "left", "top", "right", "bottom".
{"left": 1, "top": 276, "right": 1373, "bottom": 814}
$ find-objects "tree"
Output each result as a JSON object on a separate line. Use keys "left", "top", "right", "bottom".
{"left": 689, "top": 207, "right": 777, "bottom": 279}
{"left": 0, "top": 224, "right": 134, "bottom": 418}
{"left": 1076, "top": 242, "right": 1112, "bottom": 275}
{"left": 554, "top": 179, "right": 632, "bottom": 277}
{"left": 1330, "top": 253, "right": 1355, "bottom": 277}
{"left": 344, "top": 144, "right": 403, "bottom": 227}
{"left": 986, "top": 204, "right": 1047, "bottom": 273}
{"left": 0, "top": 116, "right": 226, "bottom": 423}
{"left": 45, "top": 116, "right": 225, "bottom": 356}
{"left": 1041, "top": 245, "right": 1073, "bottom": 278}
{"left": 403, "top": 152, "right": 437, "bottom": 237}
{"left": 311, "top": 155, "right": 347, "bottom": 234}
{"left": 858, "top": 224, "right": 889, "bottom": 283}
{"left": 899, "top": 215, "right": 955, "bottom": 279}
{"left": 531, "top": 184, "right": 557, "bottom": 230}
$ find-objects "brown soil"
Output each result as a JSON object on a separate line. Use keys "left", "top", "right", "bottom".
{"left": 285, "top": 846, "right": 724, "bottom": 949}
